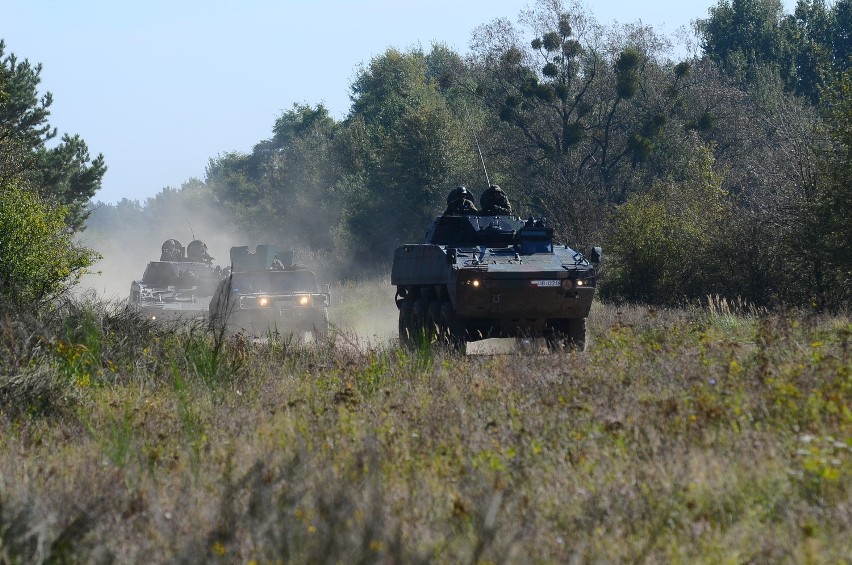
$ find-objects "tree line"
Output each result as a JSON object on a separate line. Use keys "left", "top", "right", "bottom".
{"left": 4, "top": 0, "right": 851, "bottom": 310}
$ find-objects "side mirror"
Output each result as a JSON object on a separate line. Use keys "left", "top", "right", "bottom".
{"left": 590, "top": 246, "right": 602, "bottom": 265}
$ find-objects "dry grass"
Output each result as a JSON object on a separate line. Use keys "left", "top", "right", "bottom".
{"left": 0, "top": 285, "right": 849, "bottom": 563}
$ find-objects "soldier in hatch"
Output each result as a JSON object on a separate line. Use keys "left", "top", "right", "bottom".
{"left": 160, "top": 239, "right": 185, "bottom": 261}
{"left": 186, "top": 239, "right": 214, "bottom": 264}
{"left": 479, "top": 184, "right": 512, "bottom": 215}
{"left": 443, "top": 186, "right": 478, "bottom": 215}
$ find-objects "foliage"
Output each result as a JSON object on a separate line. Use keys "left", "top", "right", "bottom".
{"left": 207, "top": 104, "right": 346, "bottom": 250}
{"left": 465, "top": 1, "right": 688, "bottom": 246}
{"left": 696, "top": 0, "right": 789, "bottom": 83}
{"left": 604, "top": 143, "right": 737, "bottom": 304}
{"left": 0, "top": 182, "right": 99, "bottom": 305}
{"left": 340, "top": 48, "right": 479, "bottom": 263}
{"left": 802, "top": 66, "right": 852, "bottom": 309}
{"left": 696, "top": 0, "right": 852, "bottom": 103}
{"left": 0, "top": 39, "right": 106, "bottom": 230}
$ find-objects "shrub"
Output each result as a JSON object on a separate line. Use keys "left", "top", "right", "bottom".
{"left": 0, "top": 182, "right": 99, "bottom": 305}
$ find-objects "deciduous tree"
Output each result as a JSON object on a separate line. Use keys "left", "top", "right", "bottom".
{"left": 0, "top": 40, "right": 105, "bottom": 229}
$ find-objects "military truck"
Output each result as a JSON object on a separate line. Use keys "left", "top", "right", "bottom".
{"left": 129, "top": 239, "right": 225, "bottom": 324}
{"left": 391, "top": 214, "right": 601, "bottom": 351}
{"left": 208, "top": 244, "right": 330, "bottom": 340}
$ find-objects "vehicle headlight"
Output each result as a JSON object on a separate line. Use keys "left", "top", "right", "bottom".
{"left": 472, "top": 280, "right": 480, "bottom": 288}
{"left": 296, "top": 294, "right": 312, "bottom": 306}
{"left": 258, "top": 296, "right": 270, "bottom": 307}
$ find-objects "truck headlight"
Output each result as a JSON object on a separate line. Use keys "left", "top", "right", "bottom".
{"left": 296, "top": 294, "right": 312, "bottom": 306}
{"left": 258, "top": 296, "right": 270, "bottom": 307}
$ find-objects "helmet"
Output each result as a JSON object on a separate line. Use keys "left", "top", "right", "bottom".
{"left": 160, "top": 239, "right": 184, "bottom": 261}
{"left": 187, "top": 239, "right": 211, "bottom": 262}
{"left": 481, "top": 184, "right": 507, "bottom": 210}
{"left": 162, "top": 239, "right": 181, "bottom": 253}
{"left": 447, "top": 186, "right": 470, "bottom": 205}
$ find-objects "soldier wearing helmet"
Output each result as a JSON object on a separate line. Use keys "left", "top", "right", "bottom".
{"left": 443, "top": 186, "right": 478, "bottom": 216}
{"left": 187, "top": 239, "right": 214, "bottom": 264}
{"left": 480, "top": 184, "right": 512, "bottom": 216}
{"left": 160, "top": 239, "right": 185, "bottom": 262}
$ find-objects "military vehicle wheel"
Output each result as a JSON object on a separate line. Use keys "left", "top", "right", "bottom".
{"left": 439, "top": 301, "right": 466, "bottom": 352}
{"left": 410, "top": 298, "right": 428, "bottom": 346}
{"left": 399, "top": 297, "right": 415, "bottom": 347}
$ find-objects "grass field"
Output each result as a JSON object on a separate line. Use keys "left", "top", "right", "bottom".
{"left": 0, "top": 283, "right": 849, "bottom": 563}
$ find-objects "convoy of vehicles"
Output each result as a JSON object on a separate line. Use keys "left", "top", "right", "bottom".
{"left": 129, "top": 197, "right": 600, "bottom": 353}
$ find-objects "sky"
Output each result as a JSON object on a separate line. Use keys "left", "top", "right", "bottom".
{"left": 3, "top": 0, "right": 791, "bottom": 205}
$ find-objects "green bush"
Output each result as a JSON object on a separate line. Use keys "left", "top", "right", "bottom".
{"left": 0, "top": 181, "right": 99, "bottom": 305}
{"left": 603, "top": 144, "right": 735, "bottom": 304}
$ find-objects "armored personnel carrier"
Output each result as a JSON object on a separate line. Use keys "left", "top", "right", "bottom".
{"left": 392, "top": 213, "right": 601, "bottom": 350}
{"left": 208, "top": 244, "right": 330, "bottom": 340}
{"left": 129, "top": 239, "right": 225, "bottom": 324}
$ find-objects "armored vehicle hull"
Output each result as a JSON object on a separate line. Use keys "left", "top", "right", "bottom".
{"left": 129, "top": 239, "right": 225, "bottom": 324}
{"left": 209, "top": 245, "right": 330, "bottom": 341}
{"left": 392, "top": 215, "right": 600, "bottom": 350}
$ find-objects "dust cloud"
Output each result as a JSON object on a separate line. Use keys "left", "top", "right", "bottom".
{"left": 76, "top": 197, "right": 245, "bottom": 302}
{"left": 327, "top": 277, "right": 399, "bottom": 347}
{"left": 75, "top": 194, "right": 402, "bottom": 346}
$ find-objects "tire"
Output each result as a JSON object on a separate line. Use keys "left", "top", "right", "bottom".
{"left": 420, "top": 286, "right": 436, "bottom": 302}
{"left": 439, "top": 301, "right": 466, "bottom": 352}
{"left": 399, "top": 297, "right": 414, "bottom": 347}
{"left": 410, "top": 298, "right": 427, "bottom": 346}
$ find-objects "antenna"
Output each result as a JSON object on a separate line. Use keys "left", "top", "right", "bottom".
{"left": 464, "top": 104, "right": 491, "bottom": 189}
{"left": 186, "top": 218, "right": 196, "bottom": 240}
{"left": 472, "top": 129, "right": 491, "bottom": 188}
